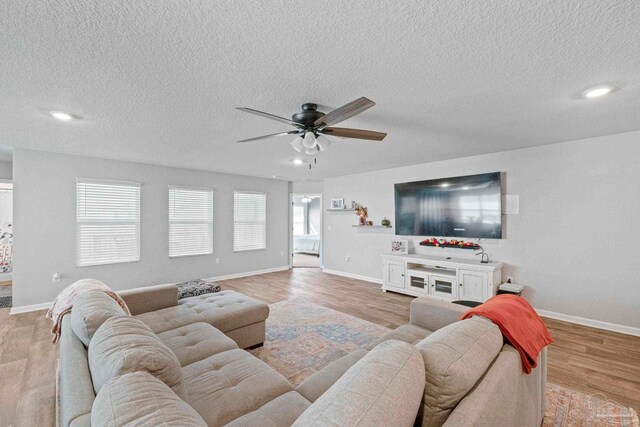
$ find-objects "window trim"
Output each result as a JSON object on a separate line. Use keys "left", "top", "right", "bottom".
{"left": 168, "top": 185, "right": 214, "bottom": 259}
{"left": 233, "top": 190, "right": 267, "bottom": 253}
{"left": 76, "top": 178, "right": 141, "bottom": 268}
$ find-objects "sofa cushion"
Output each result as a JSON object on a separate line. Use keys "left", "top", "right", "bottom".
{"left": 416, "top": 317, "right": 503, "bottom": 427}
{"left": 365, "top": 324, "right": 433, "bottom": 350}
{"left": 157, "top": 322, "right": 238, "bottom": 366}
{"left": 135, "top": 290, "right": 269, "bottom": 334}
{"left": 296, "top": 349, "right": 368, "bottom": 402}
{"left": 224, "top": 391, "right": 311, "bottom": 427}
{"left": 71, "top": 290, "right": 127, "bottom": 347}
{"left": 92, "top": 372, "right": 206, "bottom": 427}
{"left": 88, "top": 316, "right": 186, "bottom": 399}
{"left": 293, "top": 340, "right": 425, "bottom": 427}
{"left": 183, "top": 348, "right": 292, "bottom": 426}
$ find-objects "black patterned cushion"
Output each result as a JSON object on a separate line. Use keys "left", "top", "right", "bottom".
{"left": 176, "top": 280, "right": 221, "bottom": 300}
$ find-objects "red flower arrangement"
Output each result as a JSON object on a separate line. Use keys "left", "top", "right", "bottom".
{"left": 419, "top": 237, "right": 480, "bottom": 250}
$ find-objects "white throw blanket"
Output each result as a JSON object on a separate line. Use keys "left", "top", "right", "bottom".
{"left": 46, "top": 278, "right": 130, "bottom": 343}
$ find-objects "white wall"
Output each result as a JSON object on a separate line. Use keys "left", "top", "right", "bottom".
{"left": 12, "top": 149, "right": 290, "bottom": 308}
{"left": 0, "top": 160, "right": 12, "bottom": 179}
{"left": 308, "top": 198, "right": 321, "bottom": 235}
{"left": 323, "top": 130, "right": 640, "bottom": 330}
{"left": 291, "top": 180, "right": 323, "bottom": 194}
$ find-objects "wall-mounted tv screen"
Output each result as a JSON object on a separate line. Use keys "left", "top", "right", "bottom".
{"left": 394, "top": 172, "right": 502, "bottom": 239}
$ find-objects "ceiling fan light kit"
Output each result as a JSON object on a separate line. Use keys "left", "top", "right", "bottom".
{"left": 302, "top": 131, "right": 316, "bottom": 149}
{"left": 290, "top": 135, "right": 304, "bottom": 152}
{"left": 236, "top": 97, "right": 387, "bottom": 168}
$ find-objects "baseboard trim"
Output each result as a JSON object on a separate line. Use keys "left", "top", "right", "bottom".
{"left": 10, "top": 301, "right": 51, "bottom": 315}
{"left": 10, "top": 267, "right": 639, "bottom": 337}
{"left": 321, "top": 268, "right": 383, "bottom": 285}
{"left": 536, "top": 309, "right": 640, "bottom": 337}
{"left": 9, "top": 266, "right": 291, "bottom": 315}
{"left": 205, "top": 265, "right": 290, "bottom": 282}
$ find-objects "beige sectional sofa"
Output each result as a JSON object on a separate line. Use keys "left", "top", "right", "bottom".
{"left": 58, "top": 284, "right": 547, "bottom": 427}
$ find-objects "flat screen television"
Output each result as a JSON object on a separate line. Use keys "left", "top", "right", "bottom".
{"left": 394, "top": 172, "right": 502, "bottom": 239}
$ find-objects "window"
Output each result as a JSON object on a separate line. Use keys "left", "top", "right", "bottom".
{"left": 234, "top": 191, "right": 266, "bottom": 252}
{"left": 169, "top": 186, "right": 213, "bottom": 257}
{"left": 76, "top": 179, "right": 140, "bottom": 267}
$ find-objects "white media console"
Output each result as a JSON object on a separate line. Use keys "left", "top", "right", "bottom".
{"left": 381, "top": 253, "right": 503, "bottom": 302}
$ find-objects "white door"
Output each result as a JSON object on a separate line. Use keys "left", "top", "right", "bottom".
{"left": 385, "top": 261, "right": 405, "bottom": 290}
{"left": 429, "top": 275, "right": 458, "bottom": 300}
{"left": 459, "top": 269, "right": 489, "bottom": 302}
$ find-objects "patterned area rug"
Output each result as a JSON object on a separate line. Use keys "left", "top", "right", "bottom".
{"left": 251, "top": 299, "right": 639, "bottom": 426}
{"left": 250, "top": 299, "right": 389, "bottom": 385}
{"left": 544, "top": 383, "right": 639, "bottom": 427}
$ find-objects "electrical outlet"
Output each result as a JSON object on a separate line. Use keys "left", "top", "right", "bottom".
{"left": 327, "top": 225, "right": 332, "bottom": 231}
{"left": 215, "top": 258, "right": 220, "bottom": 264}
{"left": 345, "top": 255, "right": 351, "bottom": 262}
{"left": 52, "top": 272, "right": 61, "bottom": 283}
{"left": 280, "top": 251, "right": 284, "bottom": 257}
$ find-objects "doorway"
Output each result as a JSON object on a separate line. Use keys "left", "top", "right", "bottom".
{"left": 0, "top": 181, "right": 12, "bottom": 308}
{"left": 291, "top": 194, "right": 321, "bottom": 268}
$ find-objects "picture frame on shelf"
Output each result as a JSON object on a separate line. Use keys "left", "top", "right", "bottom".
{"left": 351, "top": 201, "right": 359, "bottom": 209}
{"left": 391, "top": 239, "right": 408, "bottom": 254}
{"left": 331, "top": 198, "right": 345, "bottom": 209}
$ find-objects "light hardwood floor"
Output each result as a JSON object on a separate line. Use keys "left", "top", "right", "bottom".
{"left": 0, "top": 268, "right": 638, "bottom": 426}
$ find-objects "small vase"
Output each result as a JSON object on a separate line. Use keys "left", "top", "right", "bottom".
{"left": 359, "top": 217, "right": 365, "bottom": 225}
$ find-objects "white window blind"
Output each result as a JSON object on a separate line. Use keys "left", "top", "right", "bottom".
{"left": 76, "top": 179, "right": 141, "bottom": 267}
{"left": 234, "top": 191, "right": 266, "bottom": 252}
{"left": 169, "top": 186, "right": 213, "bottom": 257}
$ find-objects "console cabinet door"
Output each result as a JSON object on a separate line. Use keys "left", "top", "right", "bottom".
{"left": 384, "top": 260, "right": 405, "bottom": 290}
{"left": 459, "top": 269, "right": 489, "bottom": 302}
{"left": 429, "top": 275, "right": 458, "bottom": 300}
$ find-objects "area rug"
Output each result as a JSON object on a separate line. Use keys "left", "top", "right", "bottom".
{"left": 250, "top": 299, "right": 389, "bottom": 385}
{"left": 251, "top": 298, "right": 639, "bottom": 426}
{"left": 543, "top": 383, "right": 638, "bottom": 427}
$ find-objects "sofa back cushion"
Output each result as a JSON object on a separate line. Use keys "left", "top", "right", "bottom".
{"left": 416, "top": 317, "right": 502, "bottom": 427}
{"left": 92, "top": 371, "right": 206, "bottom": 427}
{"left": 71, "top": 291, "right": 127, "bottom": 347}
{"left": 293, "top": 340, "right": 425, "bottom": 427}
{"left": 88, "top": 316, "right": 186, "bottom": 399}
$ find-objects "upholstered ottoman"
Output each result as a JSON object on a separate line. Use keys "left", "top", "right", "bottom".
{"left": 135, "top": 291, "right": 269, "bottom": 349}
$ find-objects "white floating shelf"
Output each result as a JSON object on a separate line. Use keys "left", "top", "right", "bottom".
{"left": 326, "top": 208, "right": 356, "bottom": 211}
{"left": 352, "top": 225, "right": 393, "bottom": 229}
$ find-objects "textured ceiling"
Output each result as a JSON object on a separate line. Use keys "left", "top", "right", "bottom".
{"left": 1, "top": 1, "right": 639, "bottom": 180}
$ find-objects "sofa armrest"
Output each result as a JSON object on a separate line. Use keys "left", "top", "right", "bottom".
{"left": 118, "top": 284, "right": 178, "bottom": 315}
{"left": 410, "top": 297, "right": 468, "bottom": 331}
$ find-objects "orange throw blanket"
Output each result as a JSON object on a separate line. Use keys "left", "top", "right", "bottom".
{"left": 460, "top": 294, "right": 553, "bottom": 374}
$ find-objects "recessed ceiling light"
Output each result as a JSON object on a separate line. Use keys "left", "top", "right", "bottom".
{"left": 462, "top": 186, "right": 470, "bottom": 190}
{"left": 440, "top": 183, "right": 450, "bottom": 188}
{"left": 583, "top": 85, "right": 615, "bottom": 99}
{"left": 49, "top": 111, "right": 74, "bottom": 121}
{"left": 292, "top": 159, "right": 304, "bottom": 165}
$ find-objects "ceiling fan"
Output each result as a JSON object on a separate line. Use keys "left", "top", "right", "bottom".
{"left": 235, "top": 97, "right": 387, "bottom": 157}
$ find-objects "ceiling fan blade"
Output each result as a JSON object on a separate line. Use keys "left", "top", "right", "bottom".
{"left": 236, "top": 107, "right": 303, "bottom": 128}
{"left": 321, "top": 127, "right": 387, "bottom": 141}
{"left": 237, "top": 130, "right": 301, "bottom": 143}
{"left": 314, "top": 97, "right": 376, "bottom": 127}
